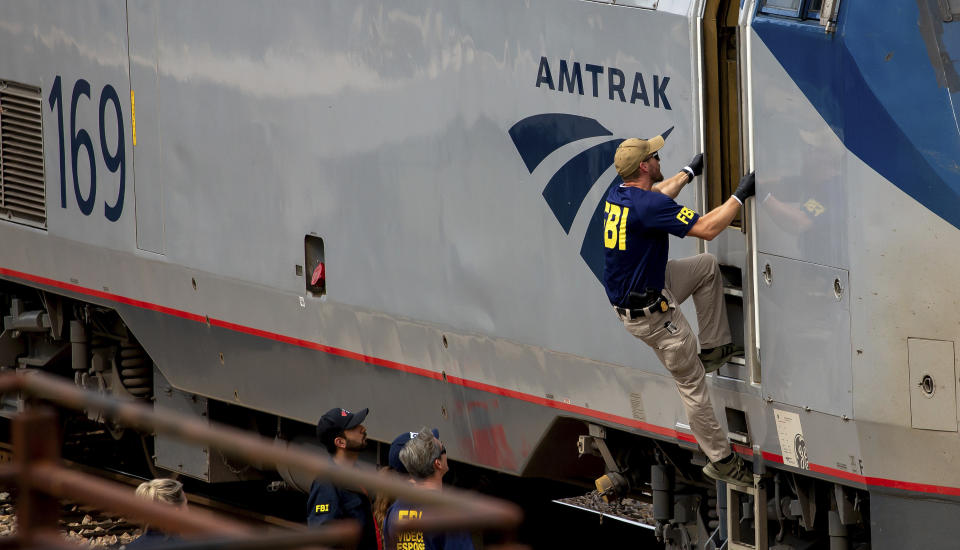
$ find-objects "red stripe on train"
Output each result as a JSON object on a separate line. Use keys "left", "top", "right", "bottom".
{"left": 0, "top": 266, "right": 953, "bottom": 497}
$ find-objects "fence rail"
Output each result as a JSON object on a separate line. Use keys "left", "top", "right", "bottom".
{"left": 0, "top": 371, "right": 524, "bottom": 549}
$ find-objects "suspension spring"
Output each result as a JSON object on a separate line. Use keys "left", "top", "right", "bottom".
{"left": 118, "top": 340, "right": 152, "bottom": 398}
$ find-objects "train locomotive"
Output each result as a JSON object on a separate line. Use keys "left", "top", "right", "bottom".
{"left": 1, "top": 0, "right": 959, "bottom": 548}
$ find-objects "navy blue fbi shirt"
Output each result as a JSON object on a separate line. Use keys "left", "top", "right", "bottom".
{"left": 307, "top": 478, "right": 378, "bottom": 550}
{"left": 602, "top": 185, "right": 700, "bottom": 306}
{"left": 383, "top": 500, "right": 475, "bottom": 550}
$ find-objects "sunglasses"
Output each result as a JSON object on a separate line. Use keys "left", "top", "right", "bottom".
{"left": 646, "top": 152, "right": 660, "bottom": 162}
{"left": 432, "top": 445, "right": 447, "bottom": 462}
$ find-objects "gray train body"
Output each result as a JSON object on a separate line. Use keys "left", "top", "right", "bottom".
{"left": 0, "top": 0, "right": 958, "bottom": 547}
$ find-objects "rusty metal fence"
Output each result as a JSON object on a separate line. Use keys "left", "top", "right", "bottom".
{"left": 0, "top": 371, "right": 525, "bottom": 549}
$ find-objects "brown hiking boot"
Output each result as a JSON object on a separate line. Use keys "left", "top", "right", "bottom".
{"left": 703, "top": 453, "right": 753, "bottom": 487}
{"left": 699, "top": 343, "right": 744, "bottom": 373}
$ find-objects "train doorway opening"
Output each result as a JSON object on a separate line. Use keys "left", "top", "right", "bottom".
{"left": 703, "top": 0, "right": 743, "bottom": 225}
{"left": 700, "top": 0, "right": 761, "bottom": 385}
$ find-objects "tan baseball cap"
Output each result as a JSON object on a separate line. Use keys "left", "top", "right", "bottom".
{"left": 614, "top": 135, "right": 665, "bottom": 179}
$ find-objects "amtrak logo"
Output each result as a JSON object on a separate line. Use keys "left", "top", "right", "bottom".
{"left": 508, "top": 113, "right": 672, "bottom": 281}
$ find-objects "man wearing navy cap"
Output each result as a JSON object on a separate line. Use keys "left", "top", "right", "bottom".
{"left": 306, "top": 406, "right": 378, "bottom": 549}
{"left": 387, "top": 428, "right": 439, "bottom": 474}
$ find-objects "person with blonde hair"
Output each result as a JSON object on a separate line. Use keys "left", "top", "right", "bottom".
{"left": 123, "top": 478, "right": 187, "bottom": 548}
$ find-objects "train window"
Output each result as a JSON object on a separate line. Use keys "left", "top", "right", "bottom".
{"left": 304, "top": 235, "right": 326, "bottom": 297}
{"left": 941, "top": 0, "right": 960, "bottom": 21}
{"left": 758, "top": 0, "right": 839, "bottom": 30}
{"left": 759, "top": 0, "right": 802, "bottom": 18}
{"left": 0, "top": 80, "right": 46, "bottom": 229}
{"left": 759, "top": 0, "right": 832, "bottom": 20}
{"left": 611, "top": 0, "right": 658, "bottom": 8}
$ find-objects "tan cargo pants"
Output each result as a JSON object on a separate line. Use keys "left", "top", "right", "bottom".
{"left": 615, "top": 253, "right": 732, "bottom": 462}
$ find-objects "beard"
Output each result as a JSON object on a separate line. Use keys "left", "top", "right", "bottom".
{"left": 345, "top": 437, "right": 367, "bottom": 452}
{"left": 653, "top": 168, "right": 664, "bottom": 183}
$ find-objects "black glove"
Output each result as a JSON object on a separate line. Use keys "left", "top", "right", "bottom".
{"left": 732, "top": 171, "right": 756, "bottom": 205}
{"left": 681, "top": 153, "right": 704, "bottom": 179}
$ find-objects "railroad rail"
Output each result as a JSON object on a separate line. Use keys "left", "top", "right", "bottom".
{"left": 0, "top": 370, "right": 525, "bottom": 549}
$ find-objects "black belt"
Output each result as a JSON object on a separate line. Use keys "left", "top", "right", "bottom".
{"left": 614, "top": 294, "right": 669, "bottom": 319}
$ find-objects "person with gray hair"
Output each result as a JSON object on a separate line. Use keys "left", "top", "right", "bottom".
{"left": 398, "top": 430, "right": 447, "bottom": 484}
{"left": 123, "top": 478, "right": 188, "bottom": 549}
{"left": 382, "top": 428, "right": 474, "bottom": 550}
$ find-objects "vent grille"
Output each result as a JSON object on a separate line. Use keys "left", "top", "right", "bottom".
{"left": 0, "top": 80, "right": 46, "bottom": 228}
{"left": 630, "top": 392, "right": 646, "bottom": 422}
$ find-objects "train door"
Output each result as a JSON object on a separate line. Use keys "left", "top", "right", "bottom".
{"left": 699, "top": 0, "right": 761, "bottom": 384}
{"left": 749, "top": 0, "right": 852, "bottom": 419}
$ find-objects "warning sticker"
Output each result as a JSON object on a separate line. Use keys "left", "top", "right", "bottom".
{"left": 774, "top": 409, "right": 809, "bottom": 469}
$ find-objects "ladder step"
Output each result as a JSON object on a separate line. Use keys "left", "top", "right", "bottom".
{"left": 723, "top": 287, "right": 743, "bottom": 298}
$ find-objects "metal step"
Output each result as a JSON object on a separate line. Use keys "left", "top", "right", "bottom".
{"left": 551, "top": 499, "right": 656, "bottom": 530}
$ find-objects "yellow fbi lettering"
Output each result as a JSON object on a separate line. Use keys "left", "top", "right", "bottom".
{"left": 315, "top": 504, "right": 329, "bottom": 513}
{"left": 676, "top": 207, "right": 695, "bottom": 225}
{"left": 604, "top": 202, "right": 629, "bottom": 250}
